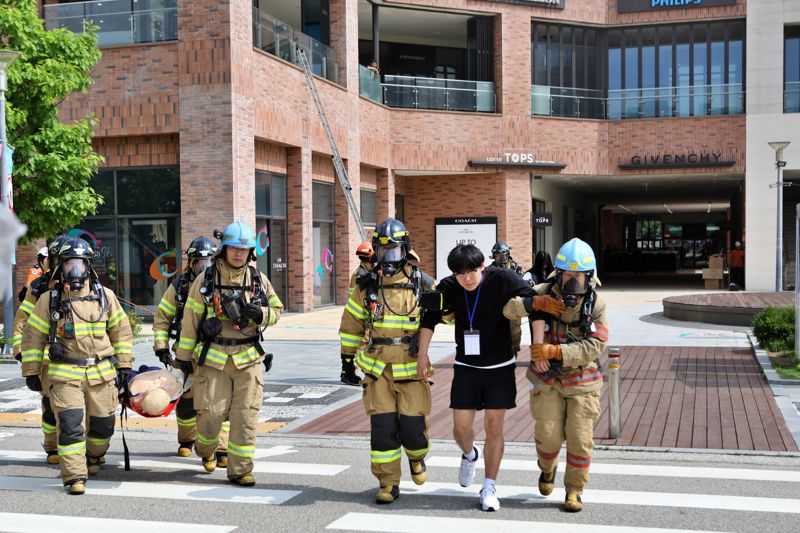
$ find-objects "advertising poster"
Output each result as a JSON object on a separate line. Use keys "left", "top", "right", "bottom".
{"left": 435, "top": 217, "right": 498, "bottom": 280}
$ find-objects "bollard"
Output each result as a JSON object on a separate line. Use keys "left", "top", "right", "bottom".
{"left": 608, "top": 347, "right": 621, "bottom": 439}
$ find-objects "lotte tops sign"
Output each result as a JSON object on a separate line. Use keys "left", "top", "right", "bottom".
{"left": 618, "top": 0, "right": 737, "bottom": 13}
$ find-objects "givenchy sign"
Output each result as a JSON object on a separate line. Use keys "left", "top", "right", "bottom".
{"left": 619, "top": 152, "right": 736, "bottom": 169}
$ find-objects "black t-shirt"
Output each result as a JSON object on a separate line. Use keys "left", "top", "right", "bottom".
{"left": 421, "top": 267, "right": 533, "bottom": 367}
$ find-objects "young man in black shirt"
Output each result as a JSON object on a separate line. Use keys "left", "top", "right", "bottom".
{"left": 418, "top": 244, "right": 565, "bottom": 511}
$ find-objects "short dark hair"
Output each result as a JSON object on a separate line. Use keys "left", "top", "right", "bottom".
{"left": 447, "top": 244, "right": 484, "bottom": 274}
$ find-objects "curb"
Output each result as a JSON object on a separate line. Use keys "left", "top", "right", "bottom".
{"left": 747, "top": 332, "right": 800, "bottom": 450}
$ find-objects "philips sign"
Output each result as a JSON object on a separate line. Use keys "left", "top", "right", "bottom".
{"left": 618, "top": 0, "right": 737, "bottom": 13}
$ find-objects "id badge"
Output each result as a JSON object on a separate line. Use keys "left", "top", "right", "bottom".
{"left": 464, "top": 330, "right": 481, "bottom": 356}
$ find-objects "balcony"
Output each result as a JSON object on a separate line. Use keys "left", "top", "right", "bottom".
{"left": 381, "top": 76, "right": 495, "bottom": 113}
{"left": 786, "top": 82, "right": 800, "bottom": 113}
{"left": 43, "top": 0, "right": 177, "bottom": 47}
{"left": 359, "top": 65, "right": 381, "bottom": 104}
{"left": 532, "top": 86, "right": 605, "bottom": 119}
{"left": 532, "top": 83, "right": 744, "bottom": 120}
{"left": 252, "top": 8, "right": 339, "bottom": 85}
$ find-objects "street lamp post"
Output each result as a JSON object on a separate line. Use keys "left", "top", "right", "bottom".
{"left": 769, "top": 141, "right": 791, "bottom": 292}
{"left": 0, "top": 50, "right": 20, "bottom": 354}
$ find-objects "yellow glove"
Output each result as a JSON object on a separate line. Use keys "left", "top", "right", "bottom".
{"left": 531, "top": 343, "right": 562, "bottom": 362}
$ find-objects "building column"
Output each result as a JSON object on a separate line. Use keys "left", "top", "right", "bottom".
{"left": 497, "top": 171, "right": 533, "bottom": 267}
{"left": 376, "top": 168, "right": 395, "bottom": 221}
{"left": 287, "top": 146, "right": 314, "bottom": 312}
{"left": 334, "top": 159, "right": 362, "bottom": 304}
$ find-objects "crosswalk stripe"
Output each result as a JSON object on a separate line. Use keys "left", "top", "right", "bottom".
{"left": 0, "top": 475, "right": 300, "bottom": 505}
{"left": 0, "top": 512, "right": 236, "bottom": 533}
{"left": 326, "top": 513, "right": 726, "bottom": 533}
{"left": 0, "top": 449, "right": 348, "bottom": 476}
{"left": 426, "top": 456, "right": 800, "bottom": 483}
{"left": 397, "top": 481, "right": 800, "bottom": 515}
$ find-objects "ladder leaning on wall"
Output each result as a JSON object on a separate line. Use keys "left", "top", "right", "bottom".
{"left": 296, "top": 47, "right": 368, "bottom": 241}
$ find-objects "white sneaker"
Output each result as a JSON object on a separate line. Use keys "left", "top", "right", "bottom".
{"left": 480, "top": 485, "right": 500, "bottom": 512}
{"left": 458, "top": 445, "right": 480, "bottom": 487}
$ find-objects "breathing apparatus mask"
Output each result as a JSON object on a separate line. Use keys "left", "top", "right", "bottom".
{"left": 63, "top": 258, "right": 90, "bottom": 291}
{"left": 192, "top": 257, "right": 213, "bottom": 276}
{"left": 493, "top": 251, "right": 510, "bottom": 267}
{"left": 220, "top": 290, "right": 247, "bottom": 329}
{"left": 376, "top": 243, "right": 405, "bottom": 277}
{"left": 557, "top": 270, "right": 592, "bottom": 309}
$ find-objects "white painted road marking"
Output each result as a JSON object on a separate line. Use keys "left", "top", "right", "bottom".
{"left": 326, "top": 513, "right": 730, "bottom": 533}
{"left": 0, "top": 512, "right": 236, "bottom": 533}
{"left": 426, "top": 456, "right": 800, "bottom": 483}
{"left": 0, "top": 475, "right": 300, "bottom": 505}
{"left": 398, "top": 481, "right": 800, "bottom": 514}
{"left": 0, "top": 449, "right": 347, "bottom": 475}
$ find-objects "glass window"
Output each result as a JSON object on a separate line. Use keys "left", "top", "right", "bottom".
{"left": 395, "top": 194, "right": 405, "bottom": 221}
{"left": 255, "top": 217, "right": 288, "bottom": 308}
{"left": 658, "top": 26, "right": 673, "bottom": 117}
{"left": 116, "top": 168, "right": 180, "bottom": 214}
{"left": 534, "top": 23, "right": 548, "bottom": 85}
{"left": 548, "top": 25, "right": 560, "bottom": 86}
{"left": 75, "top": 218, "right": 117, "bottom": 291}
{"left": 312, "top": 181, "right": 335, "bottom": 222}
{"left": 624, "top": 30, "right": 639, "bottom": 118}
{"left": 256, "top": 171, "right": 272, "bottom": 217}
{"left": 93, "top": 170, "right": 115, "bottom": 216}
{"left": 693, "top": 25, "right": 708, "bottom": 116}
{"left": 641, "top": 28, "right": 656, "bottom": 118}
{"left": 562, "top": 27, "right": 573, "bottom": 88}
{"left": 608, "top": 30, "right": 622, "bottom": 91}
{"left": 271, "top": 174, "right": 287, "bottom": 218}
{"left": 676, "top": 25, "right": 691, "bottom": 117}
{"left": 710, "top": 23, "right": 726, "bottom": 114}
{"left": 118, "top": 217, "right": 178, "bottom": 310}
{"left": 360, "top": 189, "right": 377, "bottom": 227}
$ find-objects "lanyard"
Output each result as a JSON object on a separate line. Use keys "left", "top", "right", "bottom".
{"left": 464, "top": 274, "right": 484, "bottom": 330}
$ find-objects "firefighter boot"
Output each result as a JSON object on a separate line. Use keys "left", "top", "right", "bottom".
{"left": 178, "top": 442, "right": 193, "bottom": 458}
{"left": 376, "top": 485, "right": 400, "bottom": 504}
{"left": 66, "top": 478, "right": 86, "bottom": 495}
{"left": 564, "top": 491, "right": 583, "bottom": 513}
{"left": 46, "top": 451, "right": 60, "bottom": 465}
{"left": 409, "top": 458, "right": 427, "bottom": 485}
{"left": 202, "top": 455, "right": 217, "bottom": 473}
{"left": 538, "top": 464, "right": 557, "bottom": 496}
{"left": 230, "top": 474, "right": 256, "bottom": 487}
{"left": 87, "top": 456, "right": 103, "bottom": 476}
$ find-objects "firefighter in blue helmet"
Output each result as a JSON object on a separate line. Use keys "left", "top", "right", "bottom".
{"left": 175, "top": 221, "right": 283, "bottom": 486}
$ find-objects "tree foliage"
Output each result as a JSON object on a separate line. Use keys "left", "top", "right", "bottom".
{"left": 0, "top": 0, "right": 102, "bottom": 241}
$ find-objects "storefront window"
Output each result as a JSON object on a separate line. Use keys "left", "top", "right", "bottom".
{"left": 255, "top": 171, "right": 288, "bottom": 306}
{"left": 312, "top": 182, "right": 335, "bottom": 306}
{"left": 73, "top": 167, "right": 180, "bottom": 313}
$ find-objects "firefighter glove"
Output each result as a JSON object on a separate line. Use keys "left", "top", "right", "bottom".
{"left": 25, "top": 376, "right": 42, "bottom": 392}
{"left": 531, "top": 343, "right": 562, "bottom": 362}
{"left": 243, "top": 302, "right": 263, "bottom": 323}
{"left": 177, "top": 359, "right": 194, "bottom": 377}
{"left": 155, "top": 348, "right": 173, "bottom": 367}
{"left": 340, "top": 355, "right": 360, "bottom": 386}
{"left": 527, "top": 295, "right": 566, "bottom": 316}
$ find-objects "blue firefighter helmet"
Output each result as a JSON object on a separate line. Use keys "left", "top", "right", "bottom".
{"left": 555, "top": 238, "right": 596, "bottom": 272}
{"left": 218, "top": 221, "right": 257, "bottom": 250}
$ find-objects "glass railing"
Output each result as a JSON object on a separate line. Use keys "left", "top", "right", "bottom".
{"left": 607, "top": 84, "right": 744, "bottom": 120}
{"left": 785, "top": 82, "right": 800, "bottom": 113}
{"left": 359, "top": 65, "right": 381, "bottom": 103}
{"left": 532, "top": 84, "right": 744, "bottom": 120}
{"left": 531, "top": 86, "right": 605, "bottom": 119}
{"left": 252, "top": 7, "right": 339, "bottom": 85}
{"left": 382, "top": 75, "right": 495, "bottom": 112}
{"left": 43, "top": 0, "right": 177, "bottom": 47}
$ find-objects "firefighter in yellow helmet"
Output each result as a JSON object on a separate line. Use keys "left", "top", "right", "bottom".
{"left": 339, "top": 218, "right": 435, "bottom": 504}
{"left": 12, "top": 235, "right": 68, "bottom": 464}
{"left": 528, "top": 238, "right": 608, "bottom": 513}
{"left": 153, "top": 236, "right": 230, "bottom": 462}
{"left": 21, "top": 237, "right": 133, "bottom": 495}
{"left": 175, "top": 221, "right": 283, "bottom": 486}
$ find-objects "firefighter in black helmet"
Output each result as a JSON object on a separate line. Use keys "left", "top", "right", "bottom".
{"left": 490, "top": 242, "right": 524, "bottom": 354}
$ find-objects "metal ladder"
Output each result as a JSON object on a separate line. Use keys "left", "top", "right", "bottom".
{"left": 296, "top": 47, "right": 367, "bottom": 240}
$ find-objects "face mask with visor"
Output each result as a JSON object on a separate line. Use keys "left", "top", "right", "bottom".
{"left": 63, "top": 258, "right": 90, "bottom": 291}
{"left": 192, "top": 257, "right": 213, "bottom": 276}
{"left": 376, "top": 243, "right": 405, "bottom": 276}
{"left": 558, "top": 271, "right": 590, "bottom": 309}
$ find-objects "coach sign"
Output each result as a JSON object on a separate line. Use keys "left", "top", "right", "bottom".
{"left": 435, "top": 217, "right": 498, "bottom": 279}
{"left": 618, "top": 0, "right": 737, "bottom": 13}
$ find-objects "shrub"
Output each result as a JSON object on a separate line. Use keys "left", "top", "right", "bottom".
{"left": 752, "top": 306, "right": 795, "bottom": 353}
{"left": 126, "top": 309, "right": 143, "bottom": 338}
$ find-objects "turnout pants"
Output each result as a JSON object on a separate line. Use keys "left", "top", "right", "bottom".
{"left": 193, "top": 357, "right": 263, "bottom": 479}
{"left": 363, "top": 370, "right": 432, "bottom": 487}
{"left": 175, "top": 390, "right": 229, "bottom": 451}
{"left": 510, "top": 318, "right": 522, "bottom": 354}
{"left": 530, "top": 386, "right": 601, "bottom": 494}
{"left": 49, "top": 375, "right": 118, "bottom": 484}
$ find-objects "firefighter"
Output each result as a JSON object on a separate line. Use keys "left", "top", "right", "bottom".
{"left": 339, "top": 218, "right": 434, "bottom": 504}
{"left": 489, "top": 242, "right": 524, "bottom": 354}
{"left": 175, "top": 221, "right": 283, "bottom": 486}
{"left": 12, "top": 235, "right": 68, "bottom": 463}
{"left": 24, "top": 247, "right": 48, "bottom": 288}
{"left": 21, "top": 237, "right": 133, "bottom": 495}
{"left": 342, "top": 242, "right": 375, "bottom": 386}
{"left": 153, "top": 236, "right": 231, "bottom": 462}
{"left": 528, "top": 237, "right": 608, "bottom": 513}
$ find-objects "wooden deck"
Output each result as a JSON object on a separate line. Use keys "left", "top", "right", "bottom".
{"left": 293, "top": 346, "right": 798, "bottom": 452}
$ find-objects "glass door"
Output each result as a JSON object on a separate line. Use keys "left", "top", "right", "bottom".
{"left": 119, "top": 217, "right": 178, "bottom": 312}
{"left": 255, "top": 217, "right": 288, "bottom": 307}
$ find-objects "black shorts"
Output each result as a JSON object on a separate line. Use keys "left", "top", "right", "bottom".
{"left": 449, "top": 363, "right": 517, "bottom": 411}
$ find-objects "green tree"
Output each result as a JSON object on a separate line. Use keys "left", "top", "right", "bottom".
{"left": 0, "top": 0, "right": 102, "bottom": 241}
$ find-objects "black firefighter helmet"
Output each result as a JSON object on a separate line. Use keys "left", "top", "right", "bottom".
{"left": 371, "top": 218, "right": 411, "bottom": 276}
